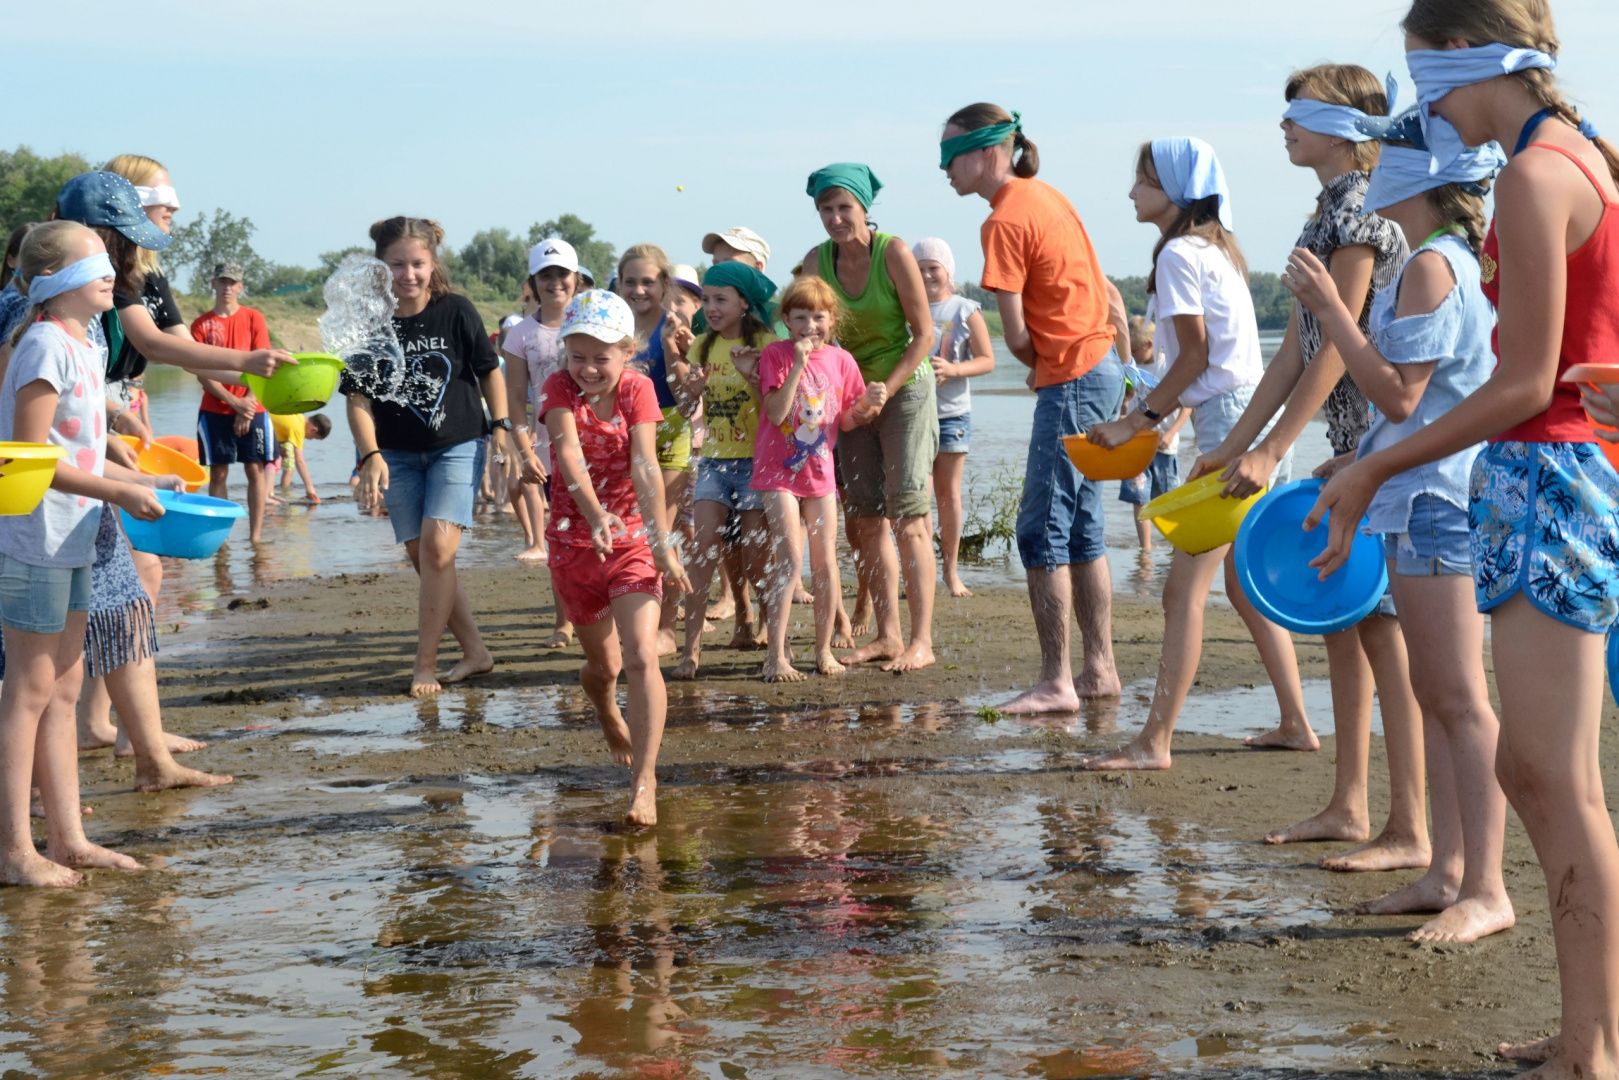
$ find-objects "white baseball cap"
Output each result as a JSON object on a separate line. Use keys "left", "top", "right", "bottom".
{"left": 560, "top": 289, "right": 636, "bottom": 343}
{"left": 702, "top": 226, "right": 770, "bottom": 268}
{"left": 528, "top": 237, "right": 580, "bottom": 276}
{"left": 670, "top": 264, "right": 702, "bottom": 297}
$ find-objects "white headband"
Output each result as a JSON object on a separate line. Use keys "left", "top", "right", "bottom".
{"left": 134, "top": 184, "right": 180, "bottom": 210}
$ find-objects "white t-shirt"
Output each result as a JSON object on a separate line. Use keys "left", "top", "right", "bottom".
{"left": 501, "top": 316, "right": 565, "bottom": 456}
{"left": 0, "top": 321, "right": 108, "bottom": 568}
{"left": 930, "top": 294, "right": 980, "bottom": 420}
{"left": 1146, "top": 235, "right": 1262, "bottom": 410}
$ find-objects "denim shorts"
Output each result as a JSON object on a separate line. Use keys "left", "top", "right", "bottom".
{"left": 379, "top": 440, "right": 479, "bottom": 545}
{"left": 1383, "top": 494, "right": 1471, "bottom": 576}
{"left": 938, "top": 412, "right": 971, "bottom": 455}
{"left": 0, "top": 554, "right": 92, "bottom": 635}
{"left": 695, "top": 456, "right": 763, "bottom": 512}
{"left": 1118, "top": 451, "right": 1179, "bottom": 506}
{"left": 1191, "top": 386, "right": 1295, "bottom": 485}
{"left": 1016, "top": 351, "right": 1125, "bottom": 570}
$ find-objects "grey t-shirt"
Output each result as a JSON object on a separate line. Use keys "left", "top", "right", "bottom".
{"left": 0, "top": 322, "right": 108, "bottom": 568}
{"left": 930, "top": 294, "right": 980, "bottom": 420}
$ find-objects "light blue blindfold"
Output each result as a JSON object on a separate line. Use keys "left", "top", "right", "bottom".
{"left": 1150, "top": 136, "right": 1234, "bottom": 230}
{"left": 25, "top": 252, "right": 115, "bottom": 307}
{"left": 1365, "top": 142, "right": 1506, "bottom": 212}
{"left": 1282, "top": 99, "right": 1378, "bottom": 142}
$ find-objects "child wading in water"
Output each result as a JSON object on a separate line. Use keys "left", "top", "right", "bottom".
{"left": 0, "top": 222, "right": 168, "bottom": 885}
{"left": 671, "top": 261, "right": 779, "bottom": 680}
{"left": 912, "top": 238, "right": 995, "bottom": 598}
{"left": 752, "top": 275, "right": 886, "bottom": 680}
{"left": 540, "top": 290, "right": 688, "bottom": 826}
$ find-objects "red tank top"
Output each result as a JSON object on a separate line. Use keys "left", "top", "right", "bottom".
{"left": 1485, "top": 143, "right": 1619, "bottom": 443}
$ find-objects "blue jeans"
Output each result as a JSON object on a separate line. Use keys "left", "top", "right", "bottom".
{"left": 1016, "top": 351, "right": 1125, "bottom": 570}
{"left": 1384, "top": 494, "right": 1471, "bottom": 576}
{"left": 1118, "top": 451, "right": 1179, "bottom": 506}
{"left": 695, "top": 457, "right": 764, "bottom": 512}
{"left": 0, "top": 554, "right": 91, "bottom": 635}
{"left": 938, "top": 413, "right": 971, "bottom": 455}
{"left": 379, "top": 440, "right": 479, "bottom": 545}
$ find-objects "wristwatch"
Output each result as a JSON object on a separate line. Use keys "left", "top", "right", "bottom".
{"left": 1138, "top": 402, "right": 1163, "bottom": 423}
{"left": 491, "top": 417, "right": 514, "bottom": 432}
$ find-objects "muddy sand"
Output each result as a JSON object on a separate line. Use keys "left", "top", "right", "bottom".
{"left": 11, "top": 562, "right": 1582, "bottom": 1078}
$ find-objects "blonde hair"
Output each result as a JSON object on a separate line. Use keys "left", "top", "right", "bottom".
{"left": 102, "top": 153, "right": 168, "bottom": 279}
{"left": 370, "top": 217, "right": 454, "bottom": 300}
{"left": 617, "top": 243, "right": 671, "bottom": 288}
{"left": 1285, "top": 64, "right": 1387, "bottom": 172}
{"left": 1403, "top": 0, "right": 1619, "bottom": 185}
{"left": 1127, "top": 315, "right": 1154, "bottom": 349}
{"left": 9, "top": 221, "right": 95, "bottom": 346}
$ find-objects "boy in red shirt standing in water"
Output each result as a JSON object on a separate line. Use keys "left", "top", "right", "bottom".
{"left": 192, "top": 260, "right": 274, "bottom": 542}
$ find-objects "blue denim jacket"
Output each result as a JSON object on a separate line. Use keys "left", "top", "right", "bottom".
{"left": 1357, "top": 233, "right": 1495, "bottom": 535}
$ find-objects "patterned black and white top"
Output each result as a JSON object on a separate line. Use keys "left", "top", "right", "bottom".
{"left": 1296, "top": 169, "right": 1408, "bottom": 455}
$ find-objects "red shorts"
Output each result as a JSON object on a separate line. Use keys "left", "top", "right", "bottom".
{"left": 549, "top": 542, "right": 662, "bottom": 626}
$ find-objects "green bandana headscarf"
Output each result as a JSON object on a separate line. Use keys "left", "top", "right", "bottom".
{"left": 806, "top": 163, "right": 883, "bottom": 210}
{"left": 939, "top": 112, "right": 1021, "bottom": 168}
{"left": 701, "top": 261, "right": 777, "bottom": 325}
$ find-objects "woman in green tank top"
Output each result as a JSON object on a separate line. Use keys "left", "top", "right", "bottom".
{"left": 800, "top": 162, "right": 939, "bottom": 674}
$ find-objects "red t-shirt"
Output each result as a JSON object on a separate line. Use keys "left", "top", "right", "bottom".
{"left": 539, "top": 369, "right": 664, "bottom": 549}
{"left": 191, "top": 306, "right": 270, "bottom": 415}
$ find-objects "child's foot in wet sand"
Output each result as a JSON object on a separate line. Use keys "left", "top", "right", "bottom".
{"left": 816, "top": 651, "right": 846, "bottom": 676}
{"left": 944, "top": 573, "right": 972, "bottom": 598}
{"left": 655, "top": 628, "right": 679, "bottom": 657}
{"left": 832, "top": 603, "right": 854, "bottom": 649}
{"left": 0, "top": 852, "right": 81, "bottom": 887}
{"left": 78, "top": 718, "right": 118, "bottom": 751}
{"left": 1082, "top": 738, "right": 1171, "bottom": 771}
{"left": 998, "top": 680, "right": 1081, "bottom": 716}
{"left": 1265, "top": 807, "right": 1368, "bottom": 846}
{"left": 882, "top": 640, "right": 935, "bottom": 673}
{"left": 443, "top": 648, "right": 495, "bottom": 685}
{"left": 840, "top": 634, "right": 902, "bottom": 667}
{"left": 410, "top": 668, "right": 443, "bottom": 697}
{"left": 706, "top": 596, "right": 736, "bottom": 622}
{"left": 728, "top": 620, "right": 764, "bottom": 649}
{"left": 134, "top": 761, "right": 234, "bottom": 793}
{"left": 793, "top": 586, "right": 813, "bottom": 604}
{"left": 1319, "top": 832, "right": 1431, "bottom": 873}
{"left": 31, "top": 790, "right": 90, "bottom": 818}
{"left": 762, "top": 654, "right": 805, "bottom": 682}
{"left": 514, "top": 547, "right": 548, "bottom": 564}
{"left": 1244, "top": 719, "right": 1320, "bottom": 751}
{"left": 1406, "top": 895, "right": 1515, "bottom": 944}
{"left": 597, "top": 711, "right": 633, "bottom": 767}
{"left": 47, "top": 841, "right": 142, "bottom": 872}
{"left": 625, "top": 781, "right": 657, "bottom": 827}
{"left": 541, "top": 627, "right": 574, "bottom": 649}
{"left": 1499, "top": 1035, "right": 1559, "bottom": 1063}
{"left": 850, "top": 595, "right": 874, "bottom": 639}
{"left": 671, "top": 649, "right": 700, "bottom": 681}
{"left": 116, "top": 729, "right": 207, "bottom": 757}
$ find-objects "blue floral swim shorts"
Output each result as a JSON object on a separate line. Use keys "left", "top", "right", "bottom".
{"left": 1469, "top": 440, "right": 1619, "bottom": 633}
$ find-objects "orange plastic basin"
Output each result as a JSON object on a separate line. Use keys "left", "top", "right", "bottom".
{"left": 118, "top": 435, "right": 207, "bottom": 493}
{"left": 1062, "top": 430, "right": 1159, "bottom": 481}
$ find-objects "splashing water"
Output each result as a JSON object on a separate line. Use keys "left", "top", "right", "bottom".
{"left": 319, "top": 255, "right": 448, "bottom": 426}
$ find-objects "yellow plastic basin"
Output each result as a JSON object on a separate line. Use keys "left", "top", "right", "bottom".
{"left": 1062, "top": 430, "right": 1159, "bottom": 481}
{"left": 0, "top": 442, "right": 66, "bottom": 516}
{"left": 118, "top": 435, "right": 207, "bottom": 493}
{"left": 1138, "top": 473, "right": 1265, "bottom": 555}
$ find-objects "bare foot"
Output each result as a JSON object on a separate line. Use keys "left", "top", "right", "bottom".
{"left": 443, "top": 649, "right": 495, "bottom": 685}
{"left": 655, "top": 628, "right": 679, "bottom": 657}
{"left": 816, "top": 652, "right": 846, "bottom": 676}
{"left": 134, "top": 762, "right": 235, "bottom": 793}
{"left": 671, "top": 653, "right": 700, "bottom": 681}
{"left": 626, "top": 781, "right": 658, "bottom": 827}
{"left": 1499, "top": 1036, "right": 1559, "bottom": 1063}
{"left": 1320, "top": 833, "right": 1431, "bottom": 873}
{"left": 793, "top": 587, "right": 813, "bottom": 605}
{"left": 514, "top": 546, "right": 548, "bottom": 565}
{"left": 115, "top": 729, "right": 208, "bottom": 758}
{"left": 1354, "top": 870, "right": 1456, "bottom": 915}
{"left": 1073, "top": 670, "right": 1123, "bottom": 698}
{"left": 48, "top": 842, "right": 142, "bottom": 872}
{"left": 598, "top": 710, "right": 633, "bottom": 767}
{"left": 541, "top": 629, "right": 573, "bottom": 649}
{"left": 944, "top": 574, "right": 973, "bottom": 598}
{"left": 762, "top": 655, "right": 806, "bottom": 683}
{"left": 0, "top": 852, "right": 81, "bottom": 887}
{"left": 31, "top": 792, "right": 91, "bottom": 818}
{"left": 1265, "top": 808, "right": 1370, "bottom": 846}
{"left": 410, "top": 668, "right": 442, "bottom": 697}
{"left": 832, "top": 606, "right": 854, "bottom": 650}
{"left": 1408, "top": 895, "right": 1515, "bottom": 944}
{"left": 1244, "top": 722, "right": 1321, "bottom": 751}
{"left": 1082, "top": 739, "right": 1172, "bottom": 771}
{"left": 728, "top": 621, "right": 764, "bottom": 650}
{"left": 78, "top": 726, "right": 116, "bottom": 751}
{"left": 998, "top": 682, "right": 1080, "bottom": 716}
{"left": 706, "top": 597, "right": 735, "bottom": 622}
{"left": 841, "top": 636, "right": 902, "bottom": 667}
{"left": 882, "top": 640, "right": 936, "bottom": 673}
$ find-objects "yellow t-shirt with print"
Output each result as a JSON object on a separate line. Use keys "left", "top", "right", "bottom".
{"left": 697, "top": 331, "right": 777, "bottom": 460}
{"left": 270, "top": 413, "right": 305, "bottom": 450}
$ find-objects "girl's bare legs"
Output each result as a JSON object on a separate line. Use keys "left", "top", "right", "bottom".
{"left": 674, "top": 500, "right": 727, "bottom": 679}
{"left": 721, "top": 538, "right": 759, "bottom": 648}
{"left": 933, "top": 450, "right": 971, "bottom": 597}
{"left": 1, "top": 616, "right": 141, "bottom": 885}
{"left": 1264, "top": 627, "right": 1374, "bottom": 843}
{"left": 1230, "top": 556, "right": 1317, "bottom": 751}
{"left": 513, "top": 479, "right": 547, "bottom": 563}
{"left": 841, "top": 515, "right": 905, "bottom": 664}
{"left": 606, "top": 593, "right": 667, "bottom": 826}
{"left": 802, "top": 495, "right": 845, "bottom": 674}
{"left": 1490, "top": 595, "right": 1619, "bottom": 1077}
{"left": 576, "top": 611, "right": 632, "bottom": 767}
{"left": 1359, "top": 572, "right": 1511, "bottom": 941}
{"left": 402, "top": 519, "right": 493, "bottom": 696}
{"left": 655, "top": 469, "right": 689, "bottom": 656}
{"left": 103, "top": 657, "right": 233, "bottom": 793}
{"left": 760, "top": 492, "right": 806, "bottom": 682}
{"left": 845, "top": 510, "right": 876, "bottom": 638}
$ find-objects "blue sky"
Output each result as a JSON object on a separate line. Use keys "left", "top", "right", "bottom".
{"left": 12, "top": 1, "right": 1617, "bottom": 286}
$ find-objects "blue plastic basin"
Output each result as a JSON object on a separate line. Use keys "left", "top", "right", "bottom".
{"left": 120, "top": 490, "right": 246, "bottom": 559}
{"left": 1233, "top": 479, "right": 1389, "bottom": 636}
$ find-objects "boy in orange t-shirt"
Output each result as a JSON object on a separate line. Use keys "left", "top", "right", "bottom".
{"left": 190, "top": 261, "right": 274, "bottom": 541}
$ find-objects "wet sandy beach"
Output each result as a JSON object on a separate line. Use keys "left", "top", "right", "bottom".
{"left": 2, "top": 555, "right": 1581, "bottom": 1078}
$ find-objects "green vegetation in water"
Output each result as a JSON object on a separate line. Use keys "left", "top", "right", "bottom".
{"left": 975, "top": 705, "right": 1004, "bottom": 724}
{"left": 953, "top": 458, "right": 1023, "bottom": 564}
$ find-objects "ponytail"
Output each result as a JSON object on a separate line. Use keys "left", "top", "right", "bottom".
{"left": 1011, "top": 130, "right": 1040, "bottom": 178}
{"left": 1426, "top": 183, "right": 1490, "bottom": 256}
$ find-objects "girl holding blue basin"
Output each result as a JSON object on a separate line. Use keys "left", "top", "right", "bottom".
{"left": 1286, "top": 98, "right": 1513, "bottom": 945}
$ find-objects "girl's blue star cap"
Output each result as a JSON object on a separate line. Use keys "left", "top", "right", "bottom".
{"left": 56, "top": 172, "right": 172, "bottom": 251}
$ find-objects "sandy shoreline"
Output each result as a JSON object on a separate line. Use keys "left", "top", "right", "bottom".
{"left": 34, "top": 562, "right": 1582, "bottom": 1075}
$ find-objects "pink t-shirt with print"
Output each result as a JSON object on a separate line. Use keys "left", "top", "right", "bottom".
{"left": 750, "top": 341, "right": 867, "bottom": 499}
{"left": 538, "top": 369, "right": 663, "bottom": 550}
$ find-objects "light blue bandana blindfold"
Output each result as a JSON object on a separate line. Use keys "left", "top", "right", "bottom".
{"left": 25, "top": 252, "right": 115, "bottom": 307}
{"left": 1282, "top": 99, "right": 1378, "bottom": 142}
